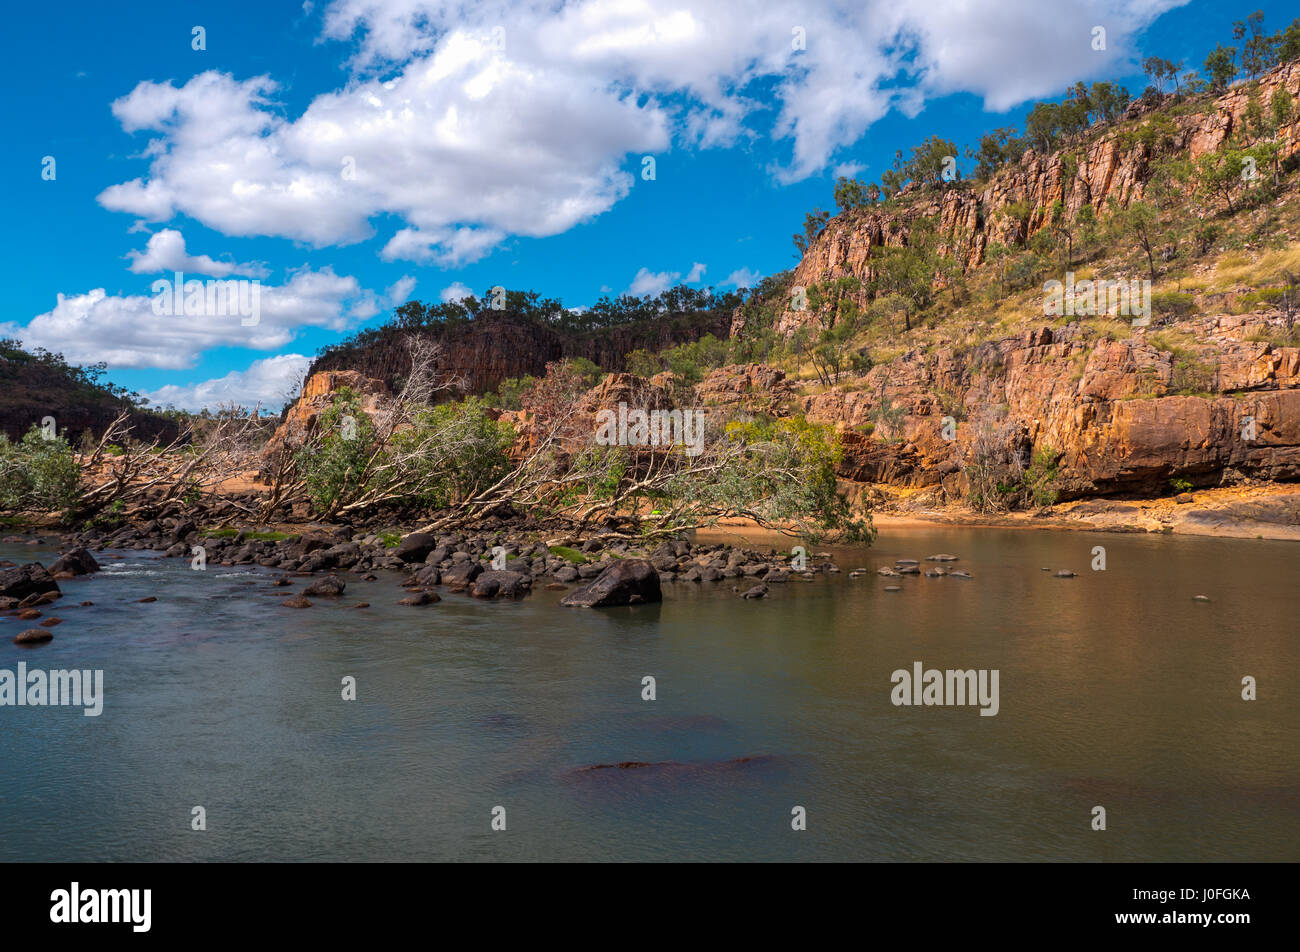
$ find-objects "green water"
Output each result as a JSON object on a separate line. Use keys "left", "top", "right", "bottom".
{"left": 0, "top": 525, "right": 1296, "bottom": 861}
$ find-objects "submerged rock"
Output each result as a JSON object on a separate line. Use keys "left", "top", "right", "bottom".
{"left": 282, "top": 596, "right": 313, "bottom": 608}
{"left": 739, "top": 584, "right": 768, "bottom": 599}
{"left": 398, "top": 591, "right": 440, "bottom": 606}
{"left": 302, "top": 575, "right": 346, "bottom": 597}
{"left": 14, "top": 628, "right": 53, "bottom": 645}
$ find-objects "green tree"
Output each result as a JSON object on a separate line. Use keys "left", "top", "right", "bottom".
{"left": 1106, "top": 198, "right": 1160, "bottom": 282}
{"left": 624, "top": 348, "right": 662, "bottom": 378}
{"left": 833, "top": 176, "right": 879, "bottom": 211}
{"left": 793, "top": 208, "right": 831, "bottom": 257}
{"left": 1089, "top": 82, "right": 1132, "bottom": 122}
{"left": 967, "top": 127, "right": 1025, "bottom": 179}
{"left": 1234, "top": 10, "right": 1277, "bottom": 78}
{"left": 1203, "top": 44, "right": 1238, "bottom": 91}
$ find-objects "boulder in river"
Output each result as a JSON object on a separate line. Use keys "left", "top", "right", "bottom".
{"left": 282, "top": 596, "right": 313, "bottom": 608}
{"left": 14, "top": 628, "right": 53, "bottom": 645}
{"left": 49, "top": 548, "right": 100, "bottom": 576}
{"left": 394, "top": 532, "right": 437, "bottom": 564}
{"left": 561, "top": 559, "right": 662, "bottom": 608}
{"left": 925, "top": 554, "right": 959, "bottom": 562}
{"left": 302, "top": 575, "right": 346, "bottom": 597}
{"left": 0, "top": 563, "right": 60, "bottom": 601}
{"left": 470, "top": 570, "right": 531, "bottom": 600}
{"left": 398, "top": 591, "right": 440, "bottom": 606}
{"left": 443, "top": 561, "right": 483, "bottom": 592}
{"left": 739, "top": 584, "right": 768, "bottom": 599}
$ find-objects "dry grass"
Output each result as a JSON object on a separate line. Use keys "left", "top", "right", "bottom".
{"left": 1208, "top": 245, "right": 1300, "bottom": 290}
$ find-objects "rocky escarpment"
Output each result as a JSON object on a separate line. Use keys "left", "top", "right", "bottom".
{"left": 794, "top": 312, "right": 1300, "bottom": 499}
{"left": 277, "top": 309, "right": 1299, "bottom": 507}
{"left": 745, "top": 61, "right": 1300, "bottom": 338}
{"left": 310, "top": 309, "right": 731, "bottom": 397}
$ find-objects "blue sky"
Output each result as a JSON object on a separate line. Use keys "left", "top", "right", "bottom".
{"left": 1, "top": 0, "right": 1287, "bottom": 410}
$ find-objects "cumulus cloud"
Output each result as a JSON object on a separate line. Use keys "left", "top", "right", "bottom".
{"left": 381, "top": 226, "right": 506, "bottom": 267}
{"left": 144, "top": 354, "right": 313, "bottom": 412}
{"left": 628, "top": 267, "right": 681, "bottom": 296}
{"left": 3, "top": 268, "right": 372, "bottom": 369}
{"left": 685, "top": 262, "right": 706, "bottom": 283}
{"left": 724, "top": 267, "right": 761, "bottom": 289}
{"left": 96, "top": 0, "right": 1182, "bottom": 259}
{"left": 440, "top": 281, "right": 473, "bottom": 302}
{"left": 126, "top": 228, "right": 268, "bottom": 277}
{"left": 98, "top": 58, "right": 665, "bottom": 250}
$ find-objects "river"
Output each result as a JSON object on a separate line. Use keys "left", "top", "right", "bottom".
{"left": 1, "top": 526, "right": 1296, "bottom": 861}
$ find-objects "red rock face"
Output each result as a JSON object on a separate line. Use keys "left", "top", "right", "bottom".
{"left": 796, "top": 315, "right": 1300, "bottom": 497}
{"left": 260, "top": 370, "right": 390, "bottom": 464}
{"left": 695, "top": 364, "right": 797, "bottom": 414}
{"left": 751, "top": 60, "right": 1300, "bottom": 340}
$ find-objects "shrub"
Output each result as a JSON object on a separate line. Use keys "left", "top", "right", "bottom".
{"left": 1151, "top": 291, "right": 1196, "bottom": 319}
{"left": 0, "top": 426, "right": 81, "bottom": 513}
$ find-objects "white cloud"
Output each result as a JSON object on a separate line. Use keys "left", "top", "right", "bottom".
{"left": 126, "top": 228, "right": 268, "bottom": 277}
{"left": 95, "top": 1, "right": 1183, "bottom": 259}
{"left": 628, "top": 267, "right": 680, "bottom": 297}
{"left": 832, "top": 162, "right": 866, "bottom": 180}
{"left": 724, "top": 267, "right": 761, "bottom": 289}
{"left": 4, "top": 268, "right": 371, "bottom": 370}
{"left": 685, "top": 262, "right": 706, "bottom": 283}
{"left": 144, "top": 354, "right": 313, "bottom": 412}
{"left": 381, "top": 226, "right": 506, "bottom": 267}
{"left": 440, "top": 281, "right": 473, "bottom": 302}
{"left": 98, "top": 59, "right": 665, "bottom": 250}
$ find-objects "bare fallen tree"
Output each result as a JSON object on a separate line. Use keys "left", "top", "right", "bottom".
{"left": 256, "top": 336, "right": 480, "bottom": 522}
{"left": 75, "top": 406, "right": 266, "bottom": 519}
{"left": 410, "top": 367, "right": 869, "bottom": 543}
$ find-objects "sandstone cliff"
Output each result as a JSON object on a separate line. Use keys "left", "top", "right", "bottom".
{"left": 746, "top": 61, "right": 1300, "bottom": 338}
